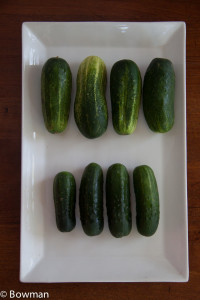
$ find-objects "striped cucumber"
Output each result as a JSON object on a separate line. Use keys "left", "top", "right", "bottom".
{"left": 74, "top": 56, "right": 108, "bottom": 139}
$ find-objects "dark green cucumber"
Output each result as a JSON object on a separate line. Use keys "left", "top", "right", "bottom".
{"left": 53, "top": 171, "right": 76, "bottom": 232}
{"left": 74, "top": 56, "right": 108, "bottom": 139}
{"left": 143, "top": 58, "right": 175, "bottom": 133}
{"left": 79, "top": 163, "right": 104, "bottom": 236}
{"left": 133, "top": 165, "right": 159, "bottom": 237}
{"left": 106, "top": 163, "right": 132, "bottom": 238}
{"left": 110, "top": 59, "right": 142, "bottom": 134}
{"left": 41, "top": 57, "right": 72, "bottom": 133}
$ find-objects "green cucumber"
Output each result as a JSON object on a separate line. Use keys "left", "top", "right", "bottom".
{"left": 133, "top": 165, "right": 159, "bottom": 237}
{"left": 143, "top": 58, "right": 175, "bottom": 133}
{"left": 106, "top": 163, "right": 132, "bottom": 238}
{"left": 41, "top": 57, "right": 72, "bottom": 133}
{"left": 74, "top": 56, "right": 108, "bottom": 139}
{"left": 79, "top": 163, "right": 104, "bottom": 236}
{"left": 53, "top": 171, "right": 76, "bottom": 232}
{"left": 110, "top": 59, "right": 142, "bottom": 134}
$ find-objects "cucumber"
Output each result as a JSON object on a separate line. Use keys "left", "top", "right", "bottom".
{"left": 133, "top": 165, "right": 159, "bottom": 236}
{"left": 79, "top": 163, "right": 104, "bottom": 236}
{"left": 53, "top": 171, "right": 76, "bottom": 232}
{"left": 106, "top": 163, "right": 132, "bottom": 238}
{"left": 110, "top": 59, "right": 142, "bottom": 134}
{"left": 143, "top": 58, "right": 175, "bottom": 133}
{"left": 74, "top": 56, "right": 108, "bottom": 139}
{"left": 41, "top": 57, "right": 72, "bottom": 133}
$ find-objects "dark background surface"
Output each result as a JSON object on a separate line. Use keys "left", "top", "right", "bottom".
{"left": 0, "top": 0, "right": 200, "bottom": 299}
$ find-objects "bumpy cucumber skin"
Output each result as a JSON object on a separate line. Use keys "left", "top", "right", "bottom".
{"left": 79, "top": 163, "right": 104, "bottom": 236}
{"left": 41, "top": 57, "right": 72, "bottom": 133}
{"left": 133, "top": 165, "right": 159, "bottom": 237}
{"left": 110, "top": 59, "right": 142, "bottom": 135}
{"left": 53, "top": 172, "right": 76, "bottom": 232}
{"left": 143, "top": 58, "right": 175, "bottom": 133}
{"left": 106, "top": 163, "right": 132, "bottom": 238}
{"left": 74, "top": 56, "right": 108, "bottom": 139}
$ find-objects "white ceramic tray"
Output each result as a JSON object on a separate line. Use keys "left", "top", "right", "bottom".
{"left": 21, "top": 22, "right": 188, "bottom": 282}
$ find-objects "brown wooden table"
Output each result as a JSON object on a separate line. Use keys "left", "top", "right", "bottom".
{"left": 0, "top": 0, "right": 200, "bottom": 299}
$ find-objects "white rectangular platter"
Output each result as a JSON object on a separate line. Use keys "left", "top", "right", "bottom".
{"left": 21, "top": 22, "right": 188, "bottom": 282}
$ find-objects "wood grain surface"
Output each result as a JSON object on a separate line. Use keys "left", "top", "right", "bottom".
{"left": 0, "top": 0, "right": 200, "bottom": 299}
